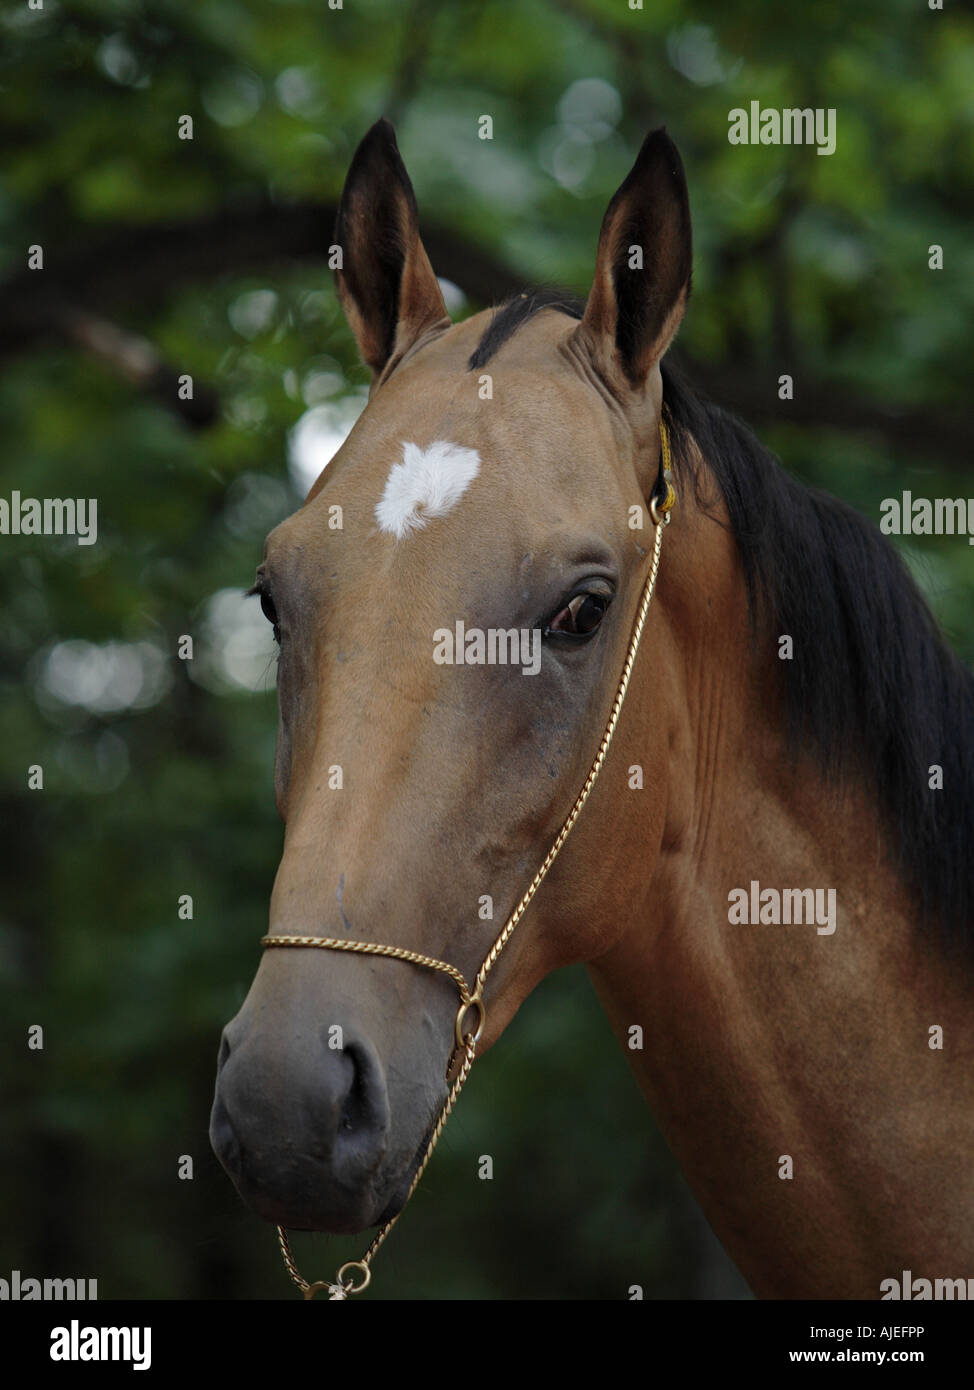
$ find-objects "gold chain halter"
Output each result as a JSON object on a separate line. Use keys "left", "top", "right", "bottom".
{"left": 260, "top": 420, "right": 675, "bottom": 1299}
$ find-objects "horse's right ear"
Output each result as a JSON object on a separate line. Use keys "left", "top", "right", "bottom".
{"left": 572, "top": 128, "right": 692, "bottom": 395}
{"left": 333, "top": 119, "right": 450, "bottom": 379}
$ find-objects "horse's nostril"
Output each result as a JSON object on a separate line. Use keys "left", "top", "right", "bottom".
{"left": 209, "top": 1093, "right": 240, "bottom": 1171}
{"left": 217, "top": 1030, "right": 231, "bottom": 1070}
{"left": 338, "top": 1044, "right": 368, "bottom": 1136}
{"left": 335, "top": 1039, "right": 389, "bottom": 1149}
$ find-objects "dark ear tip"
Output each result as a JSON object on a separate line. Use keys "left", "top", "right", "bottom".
{"left": 354, "top": 117, "right": 400, "bottom": 159}
{"left": 370, "top": 116, "right": 399, "bottom": 146}
{"left": 342, "top": 117, "right": 414, "bottom": 211}
{"left": 629, "top": 126, "right": 688, "bottom": 201}
{"left": 638, "top": 125, "right": 682, "bottom": 164}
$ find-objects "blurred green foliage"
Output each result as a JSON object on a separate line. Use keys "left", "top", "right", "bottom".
{"left": 1, "top": 0, "right": 971, "bottom": 1299}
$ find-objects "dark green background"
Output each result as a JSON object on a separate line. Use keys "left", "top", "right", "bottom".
{"left": 2, "top": 0, "right": 971, "bottom": 1299}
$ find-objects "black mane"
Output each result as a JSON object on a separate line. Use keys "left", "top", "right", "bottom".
{"left": 470, "top": 293, "right": 974, "bottom": 953}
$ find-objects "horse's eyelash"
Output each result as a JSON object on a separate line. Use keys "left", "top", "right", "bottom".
{"left": 246, "top": 578, "right": 281, "bottom": 646}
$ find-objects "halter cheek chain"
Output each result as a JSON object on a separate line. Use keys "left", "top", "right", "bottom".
{"left": 260, "top": 418, "right": 675, "bottom": 1300}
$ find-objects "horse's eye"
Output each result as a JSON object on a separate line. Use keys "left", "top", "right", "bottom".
{"left": 545, "top": 591, "right": 610, "bottom": 639}
{"left": 259, "top": 589, "right": 278, "bottom": 628}
{"left": 251, "top": 582, "right": 280, "bottom": 642}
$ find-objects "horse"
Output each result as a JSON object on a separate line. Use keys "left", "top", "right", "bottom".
{"left": 209, "top": 118, "right": 974, "bottom": 1299}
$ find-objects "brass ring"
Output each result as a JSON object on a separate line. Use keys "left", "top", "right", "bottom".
{"left": 455, "top": 995, "right": 486, "bottom": 1050}
{"left": 336, "top": 1260, "right": 371, "bottom": 1295}
{"left": 649, "top": 494, "right": 672, "bottom": 527}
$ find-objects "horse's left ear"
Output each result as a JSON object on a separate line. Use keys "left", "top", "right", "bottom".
{"left": 333, "top": 118, "right": 450, "bottom": 378}
{"left": 572, "top": 128, "right": 692, "bottom": 392}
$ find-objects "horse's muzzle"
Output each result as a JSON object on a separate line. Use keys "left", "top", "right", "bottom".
{"left": 209, "top": 1019, "right": 394, "bottom": 1234}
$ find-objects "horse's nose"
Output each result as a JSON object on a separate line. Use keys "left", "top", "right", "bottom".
{"left": 209, "top": 1019, "right": 391, "bottom": 1233}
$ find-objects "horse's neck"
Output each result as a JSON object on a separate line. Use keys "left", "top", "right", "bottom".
{"left": 589, "top": 494, "right": 974, "bottom": 1297}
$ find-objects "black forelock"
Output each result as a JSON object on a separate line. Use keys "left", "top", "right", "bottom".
{"left": 466, "top": 289, "right": 583, "bottom": 370}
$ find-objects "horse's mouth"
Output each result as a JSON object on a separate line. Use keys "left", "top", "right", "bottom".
{"left": 372, "top": 1107, "right": 441, "bottom": 1227}
{"left": 253, "top": 1103, "right": 443, "bottom": 1235}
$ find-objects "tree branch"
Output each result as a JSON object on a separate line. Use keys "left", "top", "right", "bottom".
{"left": 2, "top": 200, "right": 967, "bottom": 470}
{"left": 679, "top": 355, "right": 970, "bottom": 476}
{"left": 0, "top": 198, "right": 524, "bottom": 359}
{"left": 62, "top": 309, "right": 219, "bottom": 429}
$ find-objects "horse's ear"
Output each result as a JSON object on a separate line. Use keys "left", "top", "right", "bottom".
{"left": 573, "top": 128, "right": 692, "bottom": 392}
{"left": 333, "top": 119, "right": 450, "bottom": 377}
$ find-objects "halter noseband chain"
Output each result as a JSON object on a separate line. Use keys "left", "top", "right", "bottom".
{"left": 260, "top": 418, "right": 675, "bottom": 1300}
